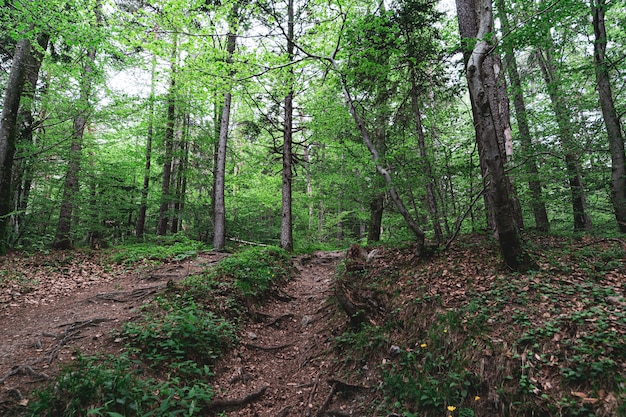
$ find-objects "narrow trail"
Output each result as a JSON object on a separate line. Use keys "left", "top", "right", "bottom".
{"left": 212, "top": 250, "right": 357, "bottom": 417}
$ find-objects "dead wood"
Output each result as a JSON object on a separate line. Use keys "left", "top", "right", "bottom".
{"left": 303, "top": 377, "right": 319, "bottom": 417}
{"left": 327, "top": 378, "right": 371, "bottom": 391}
{"left": 244, "top": 342, "right": 293, "bottom": 351}
{"left": 314, "top": 381, "right": 337, "bottom": 417}
{"left": 326, "top": 411, "right": 351, "bottom": 417}
{"left": 276, "top": 405, "right": 292, "bottom": 417}
{"left": 202, "top": 384, "right": 268, "bottom": 412}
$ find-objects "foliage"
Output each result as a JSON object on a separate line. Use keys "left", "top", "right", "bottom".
{"left": 122, "top": 302, "right": 236, "bottom": 372}
{"left": 331, "top": 236, "right": 626, "bottom": 417}
{"left": 24, "top": 245, "right": 292, "bottom": 416}
{"left": 27, "top": 354, "right": 214, "bottom": 417}
{"left": 211, "top": 245, "right": 294, "bottom": 297}
{"left": 107, "top": 237, "right": 207, "bottom": 265}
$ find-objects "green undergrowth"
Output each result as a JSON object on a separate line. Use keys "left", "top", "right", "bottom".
{"left": 331, "top": 236, "right": 626, "bottom": 417}
{"left": 107, "top": 235, "right": 208, "bottom": 265}
{"left": 24, "top": 245, "right": 294, "bottom": 416}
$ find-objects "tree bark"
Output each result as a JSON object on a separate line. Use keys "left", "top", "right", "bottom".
{"left": 136, "top": 45, "right": 158, "bottom": 239}
{"left": 496, "top": 0, "right": 549, "bottom": 232}
{"left": 11, "top": 34, "right": 49, "bottom": 246}
{"left": 213, "top": 30, "right": 238, "bottom": 251}
{"left": 280, "top": 0, "right": 295, "bottom": 252}
{"left": 410, "top": 70, "right": 443, "bottom": 243}
{"left": 536, "top": 45, "right": 591, "bottom": 232}
{"left": 0, "top": 37, "right": 31, "bottom": 255}
{"left": 456, "top": 0, "right": 529, "bottom": 270}
{"left": 157, "top": 42, "right": 177, "bottom": 236}
{"left": 592, "top": 0, "right": 626, "bottom": 233}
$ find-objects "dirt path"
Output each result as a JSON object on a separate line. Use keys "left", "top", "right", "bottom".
{"left": 0, "top": 249, "right": 369, "bottom": 416}
{"left": 211, "top": 250, "right": 358, "bottom": 417}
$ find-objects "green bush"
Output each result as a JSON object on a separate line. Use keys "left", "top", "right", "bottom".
{"left": 123, "top": 302, "right": 236, "bottom": 370}
{"left": 27, "top": 354, "right": 214, "bottom": 417}
{"left": 213, "top": 246, "right": 293, "bottom": 297}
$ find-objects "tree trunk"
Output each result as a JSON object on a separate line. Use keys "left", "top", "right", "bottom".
{"left": 496, "top": 0, "right": 549, "bottom": 232}
{"left": 456, "top": 0, "right": 529, "bottom": 270}
{"left": 536, "top": 45, "right": 591, "bottom": 231}
{"left": 213, "top": 30, "right": 238, "bottom": 251}
{"left": 136, "top": 47, "right": 158, "bottom": 239}
{"left": 11, "top": 34, "right": 49, "bottom": 246}
{"left": 410, "top": 70, "right": 443, "bottom": 243}
{"left": 0, "top": 37, "right": 30, "bottom": 255}
{"left": 592, "top": 0, "right": 626, "bottom": 233}
{"left": 367, "top": 194, "right": 384, "bottom": 242}
{"left": 280, "top": 0, "right": 295, "bottom": 252}
{"left": 157, "top": 42, "right": 177, "bottom": 236}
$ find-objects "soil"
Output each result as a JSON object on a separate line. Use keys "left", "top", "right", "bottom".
{"left": 0, "top": 249, "right": 366, "bottom": 416}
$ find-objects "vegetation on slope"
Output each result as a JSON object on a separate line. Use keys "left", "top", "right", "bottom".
{"left": 332, "top": 235, "right": 626, "bottom": 417}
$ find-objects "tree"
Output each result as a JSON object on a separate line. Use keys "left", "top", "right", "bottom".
{"left": 535, "top": 42, "right": 591, "bottom": 231}
{"left": 157, "top": 40, "right": 178, "bottom": 236}
{"left": 455, "top": 0, "right": 529, "bottom": 270}
{"left": 496, "top": 0, "right": 549, "bottom": 232}
{"left": 213, "top": 28, "right": 238, "bottom": 251}
{"left": 591, "top": 0, "right": 626, "bottom": 233}
{"left": 0, "top": 37, "right": 31, "bottom": 255}
{"left": 280, "top": 0, "right": 295, "bottom": 252}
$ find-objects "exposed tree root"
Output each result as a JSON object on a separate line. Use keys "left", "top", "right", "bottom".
{"left": 244, "top": 342, "right": 293, "bottom": 351}
{"left": 202, "top": 384, "right": 269, "bottom": 412}
{"left": 0, "top": 365, "right": 48, "bottom": 385}
{"left": 88, "top": 286, "right": 162, "bottom": 303}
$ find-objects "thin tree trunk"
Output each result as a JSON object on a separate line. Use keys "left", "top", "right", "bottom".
{"left": 54, "top": 4, "right": 101, "bottom": 249}
{"left": 536, "top": 45, "right": 591, "bottom": 231}
{"left": 136, "top": 46, "right": 158, "bottom": 239}
{"left": 456, "top": 0, "right": 529, "bottom": 270}
{"left": 496, "top": 0, "right": 549, "bottom": 232}
{"left": 592, "top": 0, "right": 626, "bottom": 233}
{"left": 0, "top": 37, "right": 30, "bottom": 254}
{"left": 329, "top": 57, "right": 426, "bottom": 250}
{"left": 280, "top": 0, "right": 295, "bottom": 252}
{"left": 410, "top": 70, "right": 443, "bottom": 243}
{"left": 213, "top": 30, "right": 237, "bottom": 251}
{"left": 157, "top": 41, "right": 177, "bottom": 236}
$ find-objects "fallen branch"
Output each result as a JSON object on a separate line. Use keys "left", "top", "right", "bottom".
{"left": 303, "top": 377, "right": 319, "bottom": 417}
{"left": 314, "top": 381, "right": 337, "bottom": 417}
{"left": 276, "top": 405, "right": 291, "bottom": 417}
{"left": 327, "top": 378, "right": 371, "bottom": 391}
{"left": 228, "top": 237, "right": 268, "bottom": 247}
{"left": 202, "top": 385, "right": 268, "bottom": 412}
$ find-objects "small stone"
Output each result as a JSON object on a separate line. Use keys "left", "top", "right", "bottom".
{"left": 301, "top": 315, "right": 313, "bottom": 326}
{"left": 389, "top": 345, "right": 402, "bottom": 357}
{"left": 247, "top": 331, "right": 258, "bottom": 340}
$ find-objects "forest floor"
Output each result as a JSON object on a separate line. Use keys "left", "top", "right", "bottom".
{"left": 1, "top": 234, "right": 625, "bottom": 416}
{"left": 0, "top": 247, "right": 358, "bottom": 416}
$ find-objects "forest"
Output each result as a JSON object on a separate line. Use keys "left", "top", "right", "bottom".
{"left": 0, "top": 0, "right": 624, "bottom": 261}
{"left": 1, "top": 1, "right": 626, "bottom": 415}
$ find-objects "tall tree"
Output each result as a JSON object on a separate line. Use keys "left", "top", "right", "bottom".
{"left": 53, "top": 1, "right": 102, "bottom": 249}
{"left": 496, "top": 0, "right": 549, "bottom": 232}
{"left": 157, "top": 40, "right": 178, "bottom": 236}
{"left": 136, "top": 36, "right": 158, "bottom": 239}
{"left": 591, "top": 0, "right": 626, "bottom": 233}
{"left": 280, "top": 0, "right": 295, "bottom": 252}
{"left": 535, "top": 43, "right": 591, "bottom": 231}
{"left": 213, "top": 27, "right": 238, "bottom": 251}
{"left": 0, "top": 37, "right": 31, "bottom": 255}
{"left": 456, "top": 0, "right": 529, "bottom": 270}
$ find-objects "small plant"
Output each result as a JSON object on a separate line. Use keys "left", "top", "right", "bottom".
{"left": 212, "top": 246, "right": 293, "bottom": 297}
{"left": 123, "top": 302, "right": 236, "bottom": 370}
{"left": 108, "top": 238, "right": 207, "bottom": 265}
